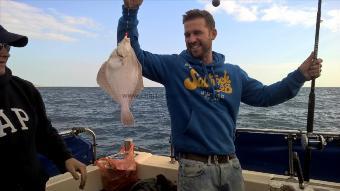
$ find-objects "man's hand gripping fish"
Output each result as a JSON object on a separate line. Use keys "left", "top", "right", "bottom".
{"left": 97, "top": 36, "right": 143, "bottom": 126}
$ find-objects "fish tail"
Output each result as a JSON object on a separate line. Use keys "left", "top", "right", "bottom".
{"left": 121, "top": 108, "right": 134, "bottom": 127}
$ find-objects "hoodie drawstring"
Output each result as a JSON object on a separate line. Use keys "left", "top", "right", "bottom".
{"left": 202, "top": 63, "right": 219, "bottom": 100}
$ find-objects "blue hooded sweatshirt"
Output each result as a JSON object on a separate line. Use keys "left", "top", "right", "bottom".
{"left": 117, "top": 6, "right": 306, "bottom": 155}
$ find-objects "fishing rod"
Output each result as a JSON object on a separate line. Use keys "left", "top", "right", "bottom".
{"left": 303, "top": 0, "right": 322, "bottom": 182}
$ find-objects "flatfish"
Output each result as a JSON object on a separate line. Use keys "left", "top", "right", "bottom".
{"left": 97, "top": 36, "right": 143, "bottom": 126}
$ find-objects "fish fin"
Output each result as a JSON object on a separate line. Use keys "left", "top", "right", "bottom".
{"left": 97, "top": 62, "right": 119, "bottom": 102}
{"left": 121, "top": 109, "right": 134, "bottom": 127}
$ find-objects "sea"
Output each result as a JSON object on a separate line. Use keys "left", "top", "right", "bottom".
{"left": 38, "top": 87, "right": 340, "bottom": 157}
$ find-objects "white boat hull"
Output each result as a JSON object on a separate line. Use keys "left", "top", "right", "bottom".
{"left": 46, "top": 151, "right": 340, "bottom": 191}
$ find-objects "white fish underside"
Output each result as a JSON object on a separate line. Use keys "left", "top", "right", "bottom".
{"left": 97, "top": 36, "right": 143, "bottom": 126}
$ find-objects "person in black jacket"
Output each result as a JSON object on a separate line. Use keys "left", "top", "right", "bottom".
{"left": 0, "top": 25, "right": 87, "bottom": 190}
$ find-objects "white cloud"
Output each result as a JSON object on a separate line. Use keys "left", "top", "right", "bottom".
{"left": 324, "top": 10, "right": 340, "bottom": 32}
{"left": 206, "top": 0, "right": 258, "bottom": 21}
{"left": 203, "top": 0, "right": 340, "bottom": 32}
{"left": 0, "top": 0, "right": 98, "bottom": 42}
{"left": 261, "top": 5, "right": 315, "bottom": 27}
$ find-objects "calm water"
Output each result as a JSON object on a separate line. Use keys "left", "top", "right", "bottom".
{"left": 38, "top": 87, "right": 340, "bottom": 157}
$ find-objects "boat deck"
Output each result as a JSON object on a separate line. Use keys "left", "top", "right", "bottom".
{"left": 46, "top": 151, "right": 340, "bottom": 191}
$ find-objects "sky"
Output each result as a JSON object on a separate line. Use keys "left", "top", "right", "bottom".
{"left": 0, "top": 0, "right": 339, "bottom": 87}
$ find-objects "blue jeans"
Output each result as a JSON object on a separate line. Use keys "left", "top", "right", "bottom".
{"left": 178, "top": 157, "right": 245, "bottom": 191}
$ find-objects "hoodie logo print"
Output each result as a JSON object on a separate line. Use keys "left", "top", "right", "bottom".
{"left": 183, "top": 63, "right": 233, "bottom": 94}
{"left": 184, "top": 68, "right": 208, "bottom": 90}
{"left": 216, "top": 71, "right": 232, "bottom": 94}
{"left": 0, "top": 108, "right": 29, "bottom": 138}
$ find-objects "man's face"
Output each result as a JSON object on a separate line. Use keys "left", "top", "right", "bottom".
{"left": 184, "top": 18, "right": 216, "bottom": 60}
{"left": 0, "top": 44, "right": 10, "bottom": 75}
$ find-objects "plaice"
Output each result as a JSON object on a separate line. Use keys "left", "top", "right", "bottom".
{"left": 97, "top": 36, "right": 143, "bottom": 126}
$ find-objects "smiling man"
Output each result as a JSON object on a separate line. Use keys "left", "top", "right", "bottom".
{"left": 116, "top": 1, "right": 323, "bottom": 190}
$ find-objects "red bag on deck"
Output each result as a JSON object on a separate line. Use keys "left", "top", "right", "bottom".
{"left": 96, "top": 144, "right": 138, "bottom": 191}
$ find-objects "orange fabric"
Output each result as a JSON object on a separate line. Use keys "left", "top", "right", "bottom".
{"left": 96, "top": 144, "right": 138, "bottom": 191}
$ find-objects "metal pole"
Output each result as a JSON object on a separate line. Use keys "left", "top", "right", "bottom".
{"left": 304, "top": 0, "right": 322, "bottom": 182}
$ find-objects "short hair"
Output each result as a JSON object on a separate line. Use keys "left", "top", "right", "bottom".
{"left": 182, "top": 9, "right": 215, "bottom": 30}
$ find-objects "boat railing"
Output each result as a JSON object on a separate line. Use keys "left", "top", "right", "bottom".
{"left": 57, "top": 126, "right": 338, "bottom": 182}
{"left": 60, "top": 127, "right": 97, "bottom": 163}
{"left": 236, "top": 127, "right": 340, "bottom": 138}
{"left": 235, "top": 127, "right": 339, "bottom": 182}
{"left": 168, "top": 127, "right": 339, "bottom": 182}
